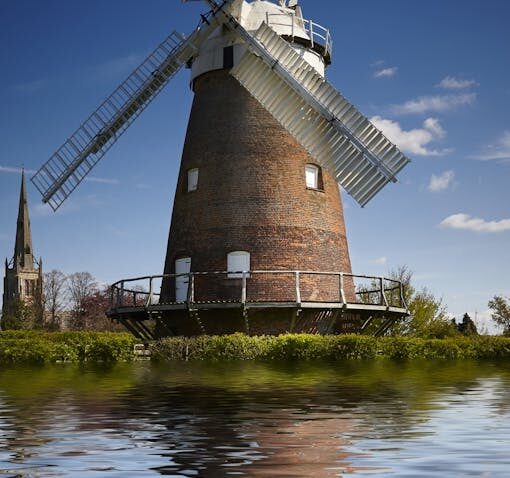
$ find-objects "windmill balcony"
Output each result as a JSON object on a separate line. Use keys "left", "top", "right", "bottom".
{"left": 264, "top": 12, "right": 333, "bottom": 63}
{"left": 107, "top": 271, "right": 409, "bottom": 340}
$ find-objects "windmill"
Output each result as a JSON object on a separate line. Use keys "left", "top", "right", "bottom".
{"left": 31, "top": 0, "right": 410, "bottom": 338}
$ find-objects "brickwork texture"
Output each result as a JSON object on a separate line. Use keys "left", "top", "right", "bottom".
{"left": 160, "top": 69, "right": 355, "bottom": 333}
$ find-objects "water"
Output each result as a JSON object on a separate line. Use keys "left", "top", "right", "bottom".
{"left": 0, "top": 360, "right": 509, "bottom": 477}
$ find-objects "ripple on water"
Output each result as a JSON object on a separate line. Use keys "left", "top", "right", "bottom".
{"left": 0, "top": 361, "right": 509, "bottom": 477}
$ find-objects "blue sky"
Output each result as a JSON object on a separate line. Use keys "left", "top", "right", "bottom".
{"left": 1, "top": 0, "right": 509, "bottom": 331}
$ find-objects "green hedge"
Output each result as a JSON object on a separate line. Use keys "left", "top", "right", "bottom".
{"left": 0, "top": 331, "right": 137, "bottom": 364}
{"left": 152, "top": 333, "right": 510, "bottom": 362}
{"left": 2, "top": 332, "right": 510, "bottom": 364}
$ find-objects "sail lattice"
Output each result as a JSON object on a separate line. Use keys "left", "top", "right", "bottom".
{"left": 29, "top": 6, "right": 230, "bottom": 212}
{"left": 231, "top": 23, "right": 410, "bottom": 206}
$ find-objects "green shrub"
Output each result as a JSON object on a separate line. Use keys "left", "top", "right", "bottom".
{"left": 151, "top": 334, "right": 510, "bottom": 362}
{"left": 0, "top": 331, "right": 137, "bottom": 364}
{"left": 3, "top": 331, "right": 510, "bottom": 364}
{"left": 328, "top": 335, "right": 378, "bottom": 360}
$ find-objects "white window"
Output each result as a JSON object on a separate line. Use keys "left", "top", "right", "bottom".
{"left": 227, "top": 251, "right": 250, "bottom": 279}
{"left": 305, "top": 164, "right": 319, "bottom": 189}
{"left": 187, "top": 168, "right": 199, "bottom": 192}
{"left": 175, "top": 257, "right": 191, "bottom": 302}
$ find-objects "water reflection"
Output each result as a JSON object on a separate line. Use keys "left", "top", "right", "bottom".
{"left": 0, "top": 361, "right": 509, "bottom": 477}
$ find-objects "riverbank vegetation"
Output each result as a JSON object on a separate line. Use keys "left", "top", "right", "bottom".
{"left": 152, "top": 334, "right": 510, "bottom": 362}
{"left": 2, "top": 331, "right": 510, "bottom": 364}
{"left": 0, "top": 331, "right": 136, "bottom": 364}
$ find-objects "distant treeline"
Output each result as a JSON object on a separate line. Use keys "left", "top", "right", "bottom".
{"left": 1, "top": 270, "right": 123, "bottom": 332}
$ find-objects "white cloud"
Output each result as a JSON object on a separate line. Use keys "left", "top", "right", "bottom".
{"left": 437, "top": 76, "right": 478, "bottom": 90}
{"left": 85, "top": 176, "right": 119, "bottom": 185}
{"left": 372, "top": 256, "right": 387, "bottom": 265}
{"left": 374, "top": 67, "right": 397, "bottom": 78}
{"left": 371, "top": 116, "right": 451, "bottom": 156}
{"left": 91, "top": 53, "right": 143, "bottom": 82}
{"left": 439, "top": 213, "right": 510, "bottom": 233}
{"left": 32, "top": 194, "right": 103, "bottom": 217}
{"left": 470, "top": 130, "right": 510, "bottom": 162}
{"left": 32, "top": 203, "right": 56, "bottom": 217}
{"left": 0, "top": 165, "right": 37, "bottom": 174}
{"left": 0, "top": 165, "right": 119, "bottom": 185}
{"left": 391, "top": 93, "right": 476, "bottom": 115}
{"left": 428, "top": 170, "right": 455, "bottom": 192}
{"left": 423, "top": 118, "right": 446, "bottom": 139}
{"left": 10, "top": 79, "right": 46, "bottom": 94}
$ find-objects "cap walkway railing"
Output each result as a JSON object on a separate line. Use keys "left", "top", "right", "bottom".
{"left": 265, "top": 13, "right": 333, "bottom": 60}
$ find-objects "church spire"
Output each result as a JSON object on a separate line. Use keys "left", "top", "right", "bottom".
{"left": 14, "top": 170, "right": 34, "bottom": 270}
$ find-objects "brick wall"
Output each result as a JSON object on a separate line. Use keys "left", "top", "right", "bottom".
{"left": 161, "top": 69, "right": 354, "bottom": 307}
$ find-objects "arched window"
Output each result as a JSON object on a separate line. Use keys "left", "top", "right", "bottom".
{"left": 227, "top": 251, "right": 250, "bottom": 279}
{"left": 187, "top": 168, "right": 199, "bottom": 192}
{"left": 305, "top": 163, "right": 322, "bottom": 190}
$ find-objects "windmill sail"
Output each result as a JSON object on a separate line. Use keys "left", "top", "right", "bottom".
{"left": 31, "top": 15, "right": 227, "bottom": 211}
{"left": 227, "top": 22, "right": 410, "bottom": 206}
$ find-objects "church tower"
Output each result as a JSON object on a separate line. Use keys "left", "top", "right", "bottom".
{"left": 2, "top": 171, "right": 43, "bottom": 323}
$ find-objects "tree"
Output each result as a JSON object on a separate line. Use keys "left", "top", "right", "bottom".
{"left": 488, "top": 295, "right": 510, "bottom": 336}
{"left": 456, "top": 313, "right": 478, "bottom": 336}
{"left": 80, "top": 287, "right": 124, "bottom": 332}
{"left": 67, "top": 272, "right": 98, "bottom": 330}
{"left": 388, "top": 266, "right": 457, "bottom": 338}
{"left": 43, "top": 269, "right": 68, "bottom": 330}
{"left": 1, "top": 299, "right": 40, "bottom": 330}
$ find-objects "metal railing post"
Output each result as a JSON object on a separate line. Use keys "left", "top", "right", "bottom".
{"left": 400, "top": 282, "right": 406, "bottom": 309}
{"left": 119, "top": 282, "right": 124, "bottom": 307}
{"left": 147, "top": 277, "right": 153, "bottom": 307}
{"left": 188, "top": 273, "right": 195, "bottom": 305}
{"left": 291, "top": 12, "right": 295, "bottom": 39}
{"left": 295, "top": 271, "right": 301, "bottom": 305}
{"left": 241, "top": 271, "right": 247, "bottom": 305}
{"left": 340, "top": 273, "right": 346, "bottom": 304}
{"left": 380, "top": 277, "right": 388, "bottom": 307}
{"left": 309, "top": 20, "right": 314, "bottom": 48}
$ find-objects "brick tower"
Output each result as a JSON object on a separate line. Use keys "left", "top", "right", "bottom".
{"left": 161, "top": 1, "right": 354, "bottom": 334}
{"left": 2, "top": 171, "right": 43, "bottom": 326}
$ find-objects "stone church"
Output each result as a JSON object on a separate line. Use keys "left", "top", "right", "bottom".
{"left": 1, "top": 171, "right": 43, "bottom": 323}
